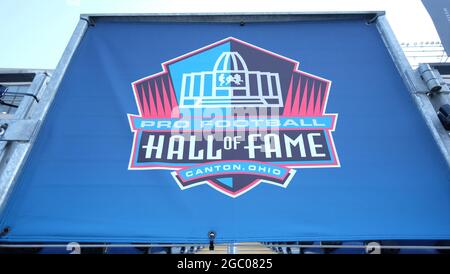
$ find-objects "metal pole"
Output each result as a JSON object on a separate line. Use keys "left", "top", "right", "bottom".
{"left": 376, "top": 15, "right": 450, "bottom": 167}
{"left": 227, "top": 243, "right": 237, "bottom": 254}
{"left": 0, "top": 19, "right": 89, "bottom": 215}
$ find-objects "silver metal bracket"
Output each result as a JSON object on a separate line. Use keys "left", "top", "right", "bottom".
{"left": 418, "top": 64, "right": 450, "bottom": 94}
{"left": 403, "top": 69, "right": 450, "bottom": 95}
{"left": 0, "top": 119, "right": 40, "bottom": 142}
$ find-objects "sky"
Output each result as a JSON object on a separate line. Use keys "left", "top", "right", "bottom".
{"left": 0, "top": 0, "right": 441, "bottom": 69}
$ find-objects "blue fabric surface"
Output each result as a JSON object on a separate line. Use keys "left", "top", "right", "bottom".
{"left": 0, "top": 19, "right": 449, "bottom": 243}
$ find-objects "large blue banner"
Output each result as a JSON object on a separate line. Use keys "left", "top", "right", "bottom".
{"left": 1, "top": 19, "right": 450, "bottom": 243}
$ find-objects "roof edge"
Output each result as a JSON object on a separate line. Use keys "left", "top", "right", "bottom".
{"left": 80, "top": 11, "right": 385, "bottom": 24}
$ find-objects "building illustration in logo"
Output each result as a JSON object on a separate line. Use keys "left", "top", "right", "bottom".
{"left": 128, "top": 37, "right": 340, "bottom": 198}
{"left": 180, "top": 51, "right": 283, "bottom": 108}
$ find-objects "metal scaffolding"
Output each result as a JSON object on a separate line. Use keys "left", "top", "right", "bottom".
{"left": 401, "top": 41, "right": 449, "bottom": 68}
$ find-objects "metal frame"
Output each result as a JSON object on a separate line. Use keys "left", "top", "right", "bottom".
{"left": 81, "top": 11, "right": 384, "bottom": 24}
{"left": 0, "top": 71, "right": 50, "bottom": 212}
{"left": 0, "top": 19, "right": 88, "bottom": 214}
{"left": 0, "top": 12, "right": 449, "bottom": 252}
{"left": 376, "top": 16, "right": 450, "bottom": 167}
